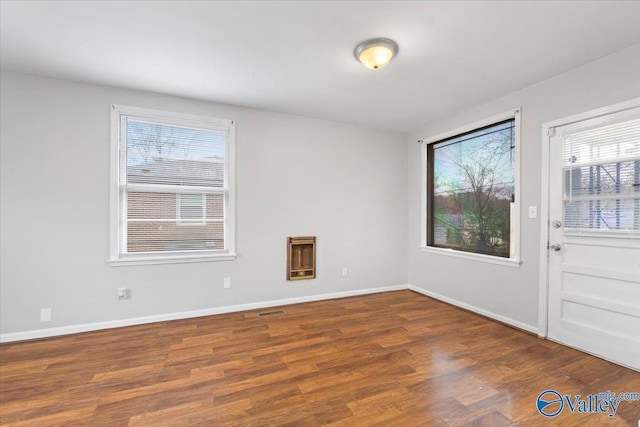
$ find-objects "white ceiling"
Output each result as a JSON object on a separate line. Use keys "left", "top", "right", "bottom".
{"left": 1, "top": 1, "right": 639, "bottom": 132}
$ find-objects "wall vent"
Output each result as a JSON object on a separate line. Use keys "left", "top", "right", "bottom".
{"left": 257, "top": 310, "right": 286, "bottom": 317}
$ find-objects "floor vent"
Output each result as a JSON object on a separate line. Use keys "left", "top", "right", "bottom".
{"left": 257, "top": 310, "right": 286, "bottom": 317}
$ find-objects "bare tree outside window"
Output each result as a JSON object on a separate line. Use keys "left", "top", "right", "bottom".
{"left": 427, "top": 120, "right": 515, "bottom": 258}
{"left": 129, "top": 122, "right": 179, "bottom": 161}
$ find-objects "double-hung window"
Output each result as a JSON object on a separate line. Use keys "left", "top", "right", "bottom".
{"left": 421, "top": 110, "right": 521, "bottom": 266}
{"left": 110, "top": 105, "right": 235, "bottom": 265}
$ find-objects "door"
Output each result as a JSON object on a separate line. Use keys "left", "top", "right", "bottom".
{"left": 548, "top": 104, "right": 640, "bottom": 370}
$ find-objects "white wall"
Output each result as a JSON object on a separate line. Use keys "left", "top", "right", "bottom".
{"left": 408, "top": 44, "right": 640, "bottom": 331}
{"left": 0, "top": 71, "right": 408, "bottom": 337}
{"left": 3, "top": 43, "right": 638, "bottom": 341}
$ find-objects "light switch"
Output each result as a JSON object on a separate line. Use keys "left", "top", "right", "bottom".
{"left": 528, "top": 206, "right": 537, "bottom": 218}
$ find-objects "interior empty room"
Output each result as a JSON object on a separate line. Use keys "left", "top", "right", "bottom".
{"left": 1, "top": 1, "right": 639, "bottom": 425}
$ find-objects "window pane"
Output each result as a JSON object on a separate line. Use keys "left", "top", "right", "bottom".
{"left": 430, "top": 120, "right": 515, "bottom": 257}
{"left": 126, "top": 192, "right": 224, "bottom": 253}
{"left": 563, "top": 117, "right": 640, "bottom": 232}
{"left": 126, "top": 221, "right": 224, "bottom": 253}
{"left": 563, "top": 118, "right": 640, "bottom": 166}
{"left": 127, "top": 192, "right": 223, "bottom": 220}
{"left": 564, "top": 197, "right": 639, "bottom": 231}
{"left": 126, "top": 119, "right": 225, "bottom": 187}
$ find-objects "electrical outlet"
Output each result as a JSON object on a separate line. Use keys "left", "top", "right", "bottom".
{"left": 342, "top": 267, "right": 348, "bottom": 277}
{"left": 223, "top": 277, "right": 231, "bottom": 289}
{"left": 117, "top": 287, "right": 128, "bottom": 300}
{"left": 40, "top": 308, "right": 52, "bottom": 322}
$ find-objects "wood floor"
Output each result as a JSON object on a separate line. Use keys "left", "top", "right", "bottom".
{"left": 1, "top": 290, "right": 638, "bottom": 426}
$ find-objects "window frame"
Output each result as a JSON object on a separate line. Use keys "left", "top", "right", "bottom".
{"left": 109, "top": 104, "right": 236, "bottom": 265}
{"left": 420, "top": 108, "right": 522, "bottom": 267}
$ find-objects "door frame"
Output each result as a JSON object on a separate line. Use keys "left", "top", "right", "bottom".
{"left": 538, "top": 97, "right": 640, "bottom": 337}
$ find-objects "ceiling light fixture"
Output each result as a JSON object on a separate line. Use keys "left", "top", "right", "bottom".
{"left": 354, "top": 38, "right": 398, "bottom": 70}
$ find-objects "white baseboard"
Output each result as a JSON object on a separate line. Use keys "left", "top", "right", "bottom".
{"left": 0, "top": 284, "right": 538, "bottom": 343}
{"left": 0, "top": 284, "right": 409, "bottom": 343}
{"left": 408, "top": 285, "right": 538, "bottom": 335}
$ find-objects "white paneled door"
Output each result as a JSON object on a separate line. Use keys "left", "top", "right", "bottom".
{"left": 548, "top": 105, "right": 640, "bottom": 371}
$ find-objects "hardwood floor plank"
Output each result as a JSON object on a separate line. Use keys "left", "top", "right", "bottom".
{"left": 1, "top": 290, "right": 639, "bottom": 426}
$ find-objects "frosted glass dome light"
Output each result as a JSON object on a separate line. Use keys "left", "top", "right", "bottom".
{"left": 354, "top": 38, "right": 398, "bottom": 70}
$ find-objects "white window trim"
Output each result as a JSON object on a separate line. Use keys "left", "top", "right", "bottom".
{"left": 176, "top": 193, "right": 207, "bottom": 226}
{"left": 109, "top": 104, "right": 236, "bottom": 265}
{"left": 419, "top": 108, "right": 522, "bottom": 268}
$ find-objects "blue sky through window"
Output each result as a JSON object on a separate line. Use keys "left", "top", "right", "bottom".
{"left": 433, "top": 121, "right": 514, "bottom": 199}
{"left": 126, "top": 119, "right": 225, "bottom": 167}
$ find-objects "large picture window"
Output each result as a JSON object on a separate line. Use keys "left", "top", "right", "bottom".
{"left": 110, "top": 105, "right": 235, "bottom": 265}
{"left": 423, "top": 111, "right": 520, "bottom": 263}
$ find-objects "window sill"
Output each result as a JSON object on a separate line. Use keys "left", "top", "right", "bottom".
{"left": 419, "top": 246, "right": 521, "bottom": 268}
{"left": 109, "top": 253, "right": 237, "bottom": 266}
